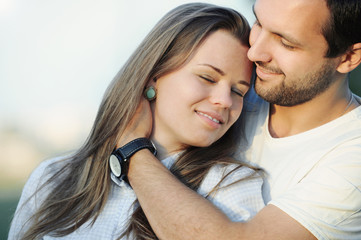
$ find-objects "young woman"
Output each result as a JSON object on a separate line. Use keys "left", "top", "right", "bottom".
{"left": 9, "top": 3, "right": 264, "bottom": 240}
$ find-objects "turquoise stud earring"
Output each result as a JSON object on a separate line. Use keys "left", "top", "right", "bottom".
{"left": 144, "top": 86, "right": 157, "bottom": 101}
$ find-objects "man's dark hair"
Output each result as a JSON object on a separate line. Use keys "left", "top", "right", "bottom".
{"left": 323, "top": 0, "right": 361, "bottom": 58}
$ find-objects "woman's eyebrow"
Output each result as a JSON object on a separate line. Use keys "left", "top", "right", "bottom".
{"left": 238, "top": 80, "right": 250, "bottom": 87}
{"left": 198, "top": 63, "right": 225, "bottom": 76}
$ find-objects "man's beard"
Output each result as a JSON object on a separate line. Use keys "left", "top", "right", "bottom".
{"left": 254, "top": 61, "right": 337, "bottom": 106}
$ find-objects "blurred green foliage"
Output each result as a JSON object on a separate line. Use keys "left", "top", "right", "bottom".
{"left": 350, "top": 65, "right": 361, "bottom": 96}
{"left": 0, "top": 196, "right": 19, "bottom": 240}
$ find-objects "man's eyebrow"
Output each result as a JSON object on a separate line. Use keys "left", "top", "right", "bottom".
{"left": 275, "top": 32, "right": 302, "bottom": 46}
{"left": 252, "top": 4, "right": 302, "bottom": 46}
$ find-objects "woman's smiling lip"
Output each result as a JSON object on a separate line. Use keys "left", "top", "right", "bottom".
{"left": 195, "top": 110, "right": 224, "bottom": 125}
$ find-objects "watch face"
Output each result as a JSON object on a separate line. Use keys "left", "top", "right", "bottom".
{"left": 109, "top": 155, "right": 121, "bottom": 177}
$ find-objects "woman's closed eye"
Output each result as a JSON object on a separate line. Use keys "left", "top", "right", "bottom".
{"left": 199, "top": 75, "right": 246, "bottom": 97}
{"left": 199, "top": 75, "right": 216, "bottom": 83}
{"left": 231, "top": 88, "right": 245, "bottom": 97}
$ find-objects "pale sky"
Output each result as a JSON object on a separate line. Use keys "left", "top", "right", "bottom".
{"left": 0, "top": 0, "right": 255, "bottom": 151}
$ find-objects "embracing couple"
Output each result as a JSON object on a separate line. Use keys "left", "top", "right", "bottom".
{"left": 9, "top": 0, "right": 361, "bottom": 239}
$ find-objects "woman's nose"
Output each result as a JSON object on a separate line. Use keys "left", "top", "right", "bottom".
{"left": 209, "top": 83, "right": 233, "bottom": 108}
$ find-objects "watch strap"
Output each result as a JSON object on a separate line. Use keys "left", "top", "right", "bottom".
{"left": 114, "top": 138, "right": 157, "bottom": 159}
{"left": 110, "top": 138, "right": 157, "bottom": 183}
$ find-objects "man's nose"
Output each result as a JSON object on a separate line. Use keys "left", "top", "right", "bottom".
{"left": 248, "top": 27, "right": 272, "bottom": 63}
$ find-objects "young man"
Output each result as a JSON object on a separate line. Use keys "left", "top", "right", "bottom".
{"left": 123, "top": 0, "right": 361, "bottom": 239}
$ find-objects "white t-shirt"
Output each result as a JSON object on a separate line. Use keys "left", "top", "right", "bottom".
{"left": 239, "top": 89, "right": 361, "bottom": 240}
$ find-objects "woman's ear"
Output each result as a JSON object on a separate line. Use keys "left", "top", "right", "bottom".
{"left": 337, "top": 43, "right": 361, "bottom": 73}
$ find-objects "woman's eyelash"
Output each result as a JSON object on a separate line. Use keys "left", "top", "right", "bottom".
{"left": 200, "top": 75, "right": 245, "bottom": 97}
{"left": 232, "top": 89, "right": 245, "bottom": 97}
{"left": 199, "top": 75, "right": 216, "bottom": 83}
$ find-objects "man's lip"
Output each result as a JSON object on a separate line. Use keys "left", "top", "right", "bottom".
{"left": 195, "top": 110, "right": 225, "bottom": 124}
{"left": 256, "top": 62, "right": 282, "bottom": 73}
{"left": 255, "top": 64, "right": 282, "bottom": 80}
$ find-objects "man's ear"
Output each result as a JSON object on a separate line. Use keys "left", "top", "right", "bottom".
{"left": 337, "top": 43, "right": 361, "bottom": 73}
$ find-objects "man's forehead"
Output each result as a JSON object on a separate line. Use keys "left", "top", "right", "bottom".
{"left": 252, "top": 0, "right": 329, "bottom": 35}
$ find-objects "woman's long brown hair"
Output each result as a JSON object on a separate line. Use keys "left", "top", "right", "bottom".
{"left": 19, "top": 3, "right": 252, "bottom": 239}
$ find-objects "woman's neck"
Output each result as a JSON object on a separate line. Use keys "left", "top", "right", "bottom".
{"left": 150, "top": 138, "right": 170, "bottom": 160}
{"left": 150, "top": 137, "right": 186, "bottom": 160}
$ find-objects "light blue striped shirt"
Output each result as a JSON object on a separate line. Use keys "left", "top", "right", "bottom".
{"left": 9, "top": 155, "right": 264, "bottom": 239}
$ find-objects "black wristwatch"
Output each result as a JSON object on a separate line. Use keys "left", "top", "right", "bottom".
{"left": 109, "top": 138, "right": 157, "bottom": 183}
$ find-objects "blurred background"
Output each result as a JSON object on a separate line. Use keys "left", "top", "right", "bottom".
{"left": 1, "top": 0, "right": 360, "bottom": 238}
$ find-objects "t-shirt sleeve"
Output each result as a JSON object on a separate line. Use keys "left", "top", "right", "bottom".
{"left": 198, "top": 164, "right": 265, "bottom": 222}
{"left": 270, "top": 141, "right": 361, "bottom": 240}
